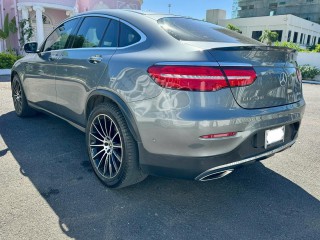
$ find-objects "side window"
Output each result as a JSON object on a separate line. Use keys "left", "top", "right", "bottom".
{"left": 101, "top": 20, "right": 119, "bottom": 48}
{"left": 43, "top": 18, "right": 78, "bottom": 52}
{"left": 72, "top": 17, "right": 110, "bottom": 48}
{"left": 119, "top": 22, "right": 141, "bottom": 47}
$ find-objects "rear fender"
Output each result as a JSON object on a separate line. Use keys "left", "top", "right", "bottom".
{"left": 86, "top": 89, "right": 141, "bottom": 142}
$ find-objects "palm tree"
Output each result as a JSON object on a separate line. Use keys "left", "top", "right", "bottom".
{"left": 226, "top": 24, "right": 242, "bottom": 34}
{"left": 0, "top": 13, "right": 18, "bottom": 51}
{"left": 259, "top": 30, "right": 279, "bottom": 46}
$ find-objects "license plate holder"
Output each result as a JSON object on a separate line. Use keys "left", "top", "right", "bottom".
{"left": 265, "top": 126, "right": 285, "bottom": 149}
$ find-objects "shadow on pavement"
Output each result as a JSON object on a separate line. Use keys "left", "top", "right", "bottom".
{"left": 0, "top": 111, "right": 319, "bottom": 239}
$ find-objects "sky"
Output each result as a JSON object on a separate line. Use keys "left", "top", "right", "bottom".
{"left": 141, "top": 0, "right": 233, "bottom": 20}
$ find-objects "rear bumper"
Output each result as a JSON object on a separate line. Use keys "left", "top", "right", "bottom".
{"left": 139, "top": 121, "right": 300, "bottom": 180}
{"left": 194, "top": 140, "right": 294, "bottom": 181}
{"left": 129, "top": 88, "right": 305, "bottom": 179}
{"left": 129, "top": 89, "right": 305, "bottom": 158}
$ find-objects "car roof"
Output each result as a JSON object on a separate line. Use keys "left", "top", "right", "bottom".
{"left": 72, "top": 9, "right": 184, "bottom": 47}
{"left": 75, "top": 9, "right": 181, "bottom": 21}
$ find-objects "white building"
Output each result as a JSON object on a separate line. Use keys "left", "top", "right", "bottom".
{"left": 206, "top": 9, "right": 226, "bottom": 25}
{"left": 213, "top": 14, "right": 320, "bottom": 46}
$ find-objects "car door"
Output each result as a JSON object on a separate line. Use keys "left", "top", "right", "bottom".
{"left": 23, "top": 18, "right": 80, "bottom": 112}
{"left": 54, "top": 16, "right": 119, "bottom": 126}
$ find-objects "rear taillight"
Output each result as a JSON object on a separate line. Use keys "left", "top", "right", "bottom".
{"left": 222, "top": 67, "right": 257, "bottom": 87}
{"left": 147, "top": 65, "right": 227, "bottom": 91}
{"left": 147, "top": 65, "right": 257, "bottom": 91}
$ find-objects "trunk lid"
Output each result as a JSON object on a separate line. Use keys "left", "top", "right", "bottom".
{"left": 182, "top": 41, "right": 303, "bottom": 109}
{"left": 209, "top": 46, "right": 303, "bottom": 109}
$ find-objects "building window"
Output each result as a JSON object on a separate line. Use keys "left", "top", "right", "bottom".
{"left": 269, "top": 3, "right": 278, "bottom": 9}
{"left": 279, "top": 2, "right": 286, "bottom": 5}
{"left": 293, "top": 32, "right": 298, "bottom": 43}
{"left": 312, "top": 36, "right": 316, "bottom": 45}
{"left": 305, "top": 17, "right": 311, "bottom": 20}
{"left": 240, "top": 6, "right": 248, "bottom": 10}
{"left": 318, "top": 38, "right": 320, "bottom": 44}
{"left": 306, "top": 0, "right": 314, "bottom": 3}
{"left": 300, "top": 34, "right": 304, "bottom": 44}
{"left": 252, "top": 31, "right": 262, "bottom": 41}
{"left": 249, "top": 5, "right": 254, "bottom": 9}
{"left": 287, "top": 30, "right": 292, "bottom": 42}
{"left": 307, "top": 35, "right": 311, "bottom": 45}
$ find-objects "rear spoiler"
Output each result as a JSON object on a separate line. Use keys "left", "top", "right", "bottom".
{"left": 208, "top": 46, "right": 298, "bottom": 68}
{"left": 210, "top": 45, "right": 297, "bottom": 54}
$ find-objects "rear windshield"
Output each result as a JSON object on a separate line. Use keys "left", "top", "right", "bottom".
{"left": 158, "top": 17, "right": 260, "bottom": 44}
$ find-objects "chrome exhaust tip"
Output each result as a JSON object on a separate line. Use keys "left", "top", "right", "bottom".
{"left": 196, "top": 169, "right": 234, "bottom": 181}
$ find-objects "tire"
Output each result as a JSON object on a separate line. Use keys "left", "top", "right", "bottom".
{"left": 11, "top": 75, "right": 36, "bottom": 117}
{"left": 86, "top": 102, "right": 147, "bottom": 188}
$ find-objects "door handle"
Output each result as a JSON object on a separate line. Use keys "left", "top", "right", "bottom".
{"left": 88, "top": 55, "right": 103, "bottom": 64}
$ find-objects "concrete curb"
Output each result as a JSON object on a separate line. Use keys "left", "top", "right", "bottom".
{"left": 0, "top": 69, "right": 11, "bottom": 76}
{"left": 302, "top": 80, "right": 320, "bottom": 85}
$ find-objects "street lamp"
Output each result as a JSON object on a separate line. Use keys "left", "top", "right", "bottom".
{"left": 168, "top": 3, "right": 171, "bottom": 14}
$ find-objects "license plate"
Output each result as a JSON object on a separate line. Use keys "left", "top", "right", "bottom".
{"left": 265, "top": 126, "right": 285, "bottom": 148}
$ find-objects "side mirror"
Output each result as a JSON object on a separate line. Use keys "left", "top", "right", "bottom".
{"left": 24, "top": 42, "right": 39, "bottom": 53}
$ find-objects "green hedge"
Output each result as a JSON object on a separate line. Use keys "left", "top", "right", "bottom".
{"left": 0, "top": 53, "right": 22, "bottom": 69}
{"left": 299, "top": 65, "right": 320, "bottom": 80}
{"left": 274, "top": 42, "right": 320, "bottom": 53}
{"left": 314, "top": 44, "right": 320, "bottom": 53}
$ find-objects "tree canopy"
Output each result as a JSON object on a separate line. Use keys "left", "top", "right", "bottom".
{"left": 259, "top": 30, "right": 278, "bottom": 46}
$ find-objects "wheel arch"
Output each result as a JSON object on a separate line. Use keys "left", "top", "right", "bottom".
{"left": 85, "top": 89, "right": 141, "bottom": 142}
{"left": 11, "top": 70, "right": 19, "bottom": 83}
{"left": 11, "top": 70, "right": 29, "bottom": 99}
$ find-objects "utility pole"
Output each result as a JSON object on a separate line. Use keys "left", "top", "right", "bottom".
{"left": 168, "top": 3, "right": 171, "bottom": 14}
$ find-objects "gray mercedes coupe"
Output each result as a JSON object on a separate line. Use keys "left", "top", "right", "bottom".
{"left": 11, "top": 10, "right": 305, "bottom": 188}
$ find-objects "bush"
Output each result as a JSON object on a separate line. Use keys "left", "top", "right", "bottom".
{"left": 299, "top": 65, "right": 320, "bottom": 80}
{"left": 313, "top": 44, "right": 320, "bottom": 53}
{"left": 274, "top": 42, "right": 320, "bottom": 53}
{"left": 274, "top": 41, "right": 307, "bottom": 52}
{"left": 0, "top": 52, "right": 22, "bottom": 69}
{"left": 226, "top": 24, "right": 242, "bottom": 34}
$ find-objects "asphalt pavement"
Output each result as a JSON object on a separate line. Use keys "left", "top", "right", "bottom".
{"left": 0, "top": 76, "right": 319, "bottom": 240}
